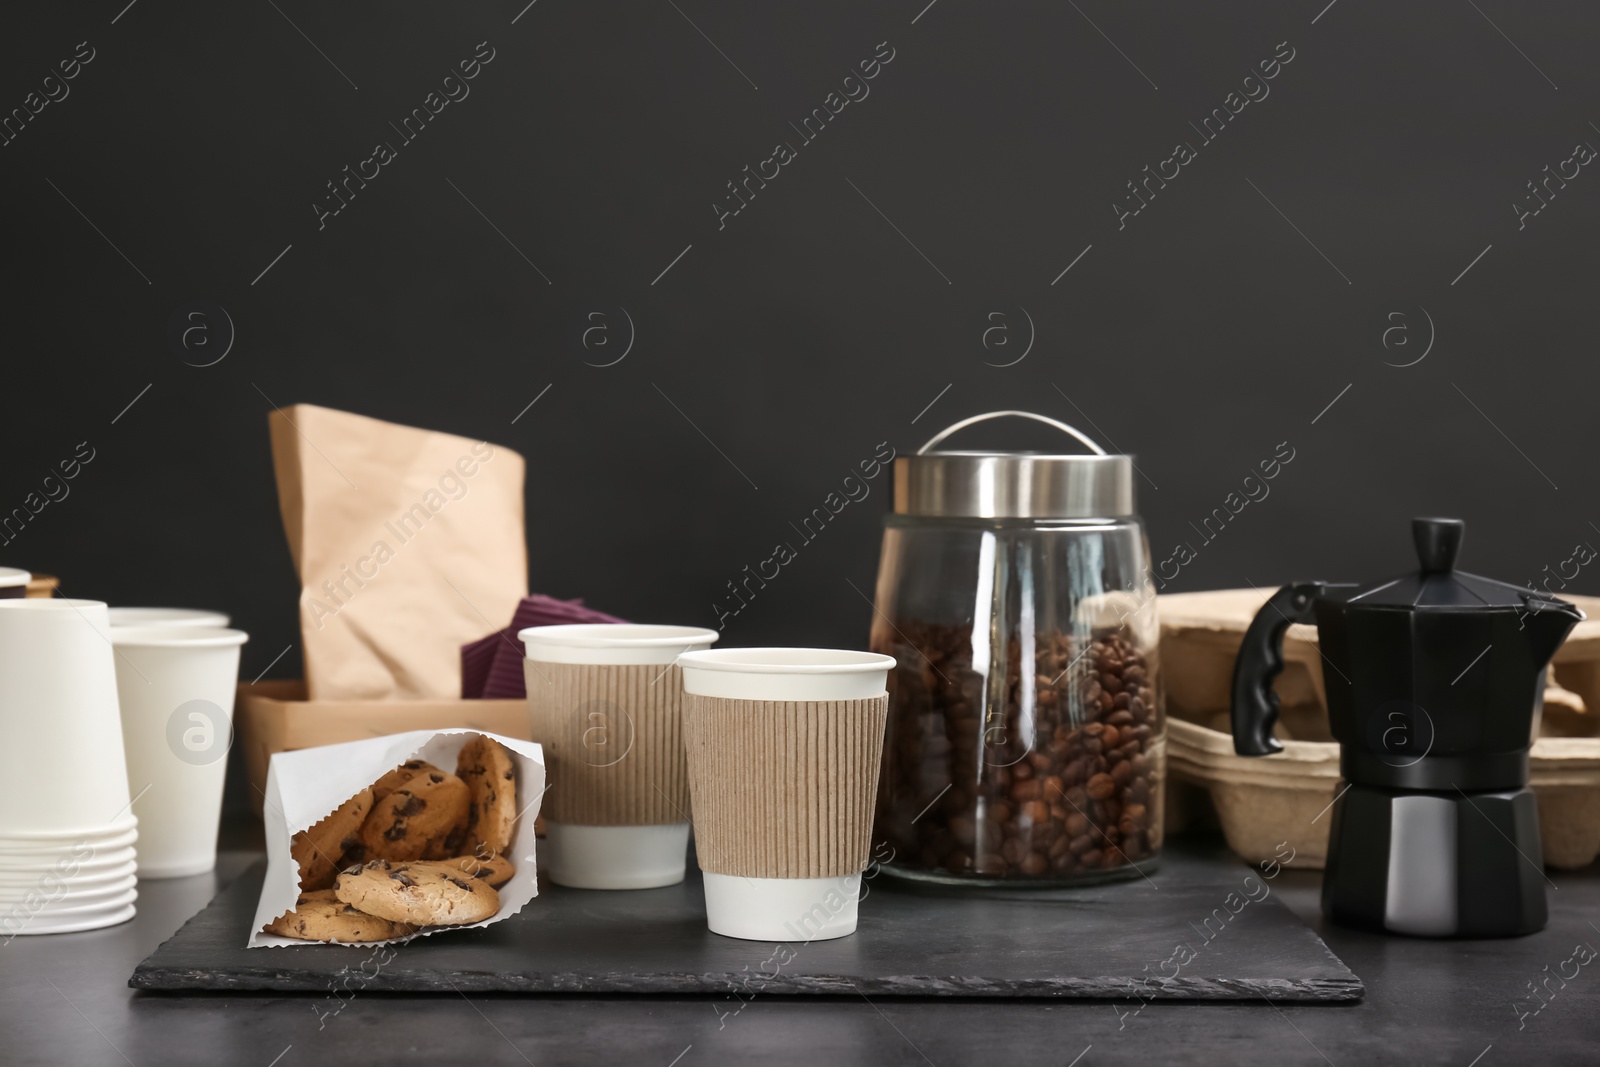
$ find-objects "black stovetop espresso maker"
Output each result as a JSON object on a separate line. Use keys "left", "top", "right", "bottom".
{"left": 1230, "top": 518, "right": 1583, "bottom": 937}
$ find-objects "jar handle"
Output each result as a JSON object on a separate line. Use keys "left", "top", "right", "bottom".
{"left": 916, "top": 410, "right": 1107, "bottom": 455}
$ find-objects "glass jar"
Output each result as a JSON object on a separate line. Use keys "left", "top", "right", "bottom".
{"left": 869, "top": 411, "right": 1164, "bottom": 886}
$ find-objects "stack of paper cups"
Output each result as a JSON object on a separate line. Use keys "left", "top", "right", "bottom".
{"left": 678, "top": 648, "right": 895, "bottom": 942}
{"left": 0, "top": 600, "right": 139, "bottom": 936}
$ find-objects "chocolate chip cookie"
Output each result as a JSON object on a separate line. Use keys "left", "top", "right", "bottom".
{"left": 445, "top": 851, "right": 515, "bottom": 888}
{"left": 371, "top": 759, "right": 440, "bottom": 803}
{"left": 342, "top": 761, "right": 444, "bottom": 865}
{"left": 292, "top": 788, "right": 373, "bottom": 892}
{"left": 334, "top": 859, "right": 501, "bottom": 925}
{"left": 456, "top": 736, "right": 518, "bottom": 854}
{"left": 420, "top": 816, "right": 470, "bottom": 861}
{"left": 263, "top": 888, "right": 415, "bottom": 942}
{"left": 357, "top": 770, "right": 470, "bottom": 862}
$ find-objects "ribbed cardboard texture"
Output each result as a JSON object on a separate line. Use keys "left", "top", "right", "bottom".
{"left": 525, "top": 661, "right": 689, "bottom": 825}
{"left": 683, "top": 694, "right": 888, "bottom": 879}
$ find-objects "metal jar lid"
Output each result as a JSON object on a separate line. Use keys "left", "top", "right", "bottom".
{"left": 893, "top": 410, "right": 1135, "bottom": 519}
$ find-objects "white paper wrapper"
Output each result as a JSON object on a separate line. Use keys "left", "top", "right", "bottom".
{"left": 249, "top": 728, "right": 545, "bottom": 948}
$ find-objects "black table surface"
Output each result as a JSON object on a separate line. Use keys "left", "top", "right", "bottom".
{"left": 5, "top": 832, "right": 1599, "bottom": 1066}
{"left": 129, "top": 850, "right": 1359, "bottom": 1000}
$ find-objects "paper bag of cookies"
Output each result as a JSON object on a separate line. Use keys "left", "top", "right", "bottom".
{"left": 249, "top": 729, "right": 545, "bottom": 948}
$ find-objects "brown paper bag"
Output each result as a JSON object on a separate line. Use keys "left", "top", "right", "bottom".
{"left": 269, "top": 404, "right": 527, "bottom": 700}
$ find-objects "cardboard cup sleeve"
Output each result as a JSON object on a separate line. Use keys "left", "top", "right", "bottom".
{"left": 525, "top": 661, "right": 691, "bottom": 825}
{"left": 682, "top": 693, "right": 889, "bottom": 879}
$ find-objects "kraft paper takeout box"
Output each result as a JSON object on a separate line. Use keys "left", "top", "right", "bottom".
{"left": 250, "top": 728, "right": 545, "bottom": 948}
{"left": 235, "top": 681, "right": 531, "bottom": 816}
{"left": 24, "top": 574, "right": 58, "bottom": 598}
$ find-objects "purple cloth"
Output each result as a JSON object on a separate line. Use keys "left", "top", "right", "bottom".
{"left": 462, "top": 594, "right": 629, "bottom": 699}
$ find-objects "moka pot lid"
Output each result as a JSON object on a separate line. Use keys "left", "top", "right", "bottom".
{"left": 1339, "top": 517, "right": 1584, "bottom": 616}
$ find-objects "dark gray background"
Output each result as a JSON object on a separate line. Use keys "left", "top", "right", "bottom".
{"left": 4, "top": 6, "right": 1600, "bottom": 1062}
{"left": 4, "top": 0, "right": 1597, "bottom": 685}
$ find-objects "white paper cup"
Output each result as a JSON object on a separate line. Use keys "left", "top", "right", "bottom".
{"left": 29, "top": 888, "right": 138, "bottom": 918}
{"left": 0, "top": 861, "right": 138, "bottom": 891}
{"left": 0, "top": 830, "right": 139, "bottom": 858}
{"left": 0, "top": 872, "right": 136, "bottom": 902}
{"left": 0, "top": 877, "right": 138, "bottom": 909}
{"left": 540, "top": 823, "right": 693, "bottom": 889}
{"left": 0, "top": 892, "right": 132, "bottom": 915}
{"left": 108, "top": 607, "right": 230, "bottom": 628}
{"left": 0, "top": 568, "right": 30, "bottom": 600}
{"left": 0, "top": 825, "right": 138, "bottom": 849}
{"left": 677, "top": 648, "right": 895, "bottom": 701}
{"left": 0, "top": 846, "right": 137, "bottom": 875}
{"left": 0, "top": 844, "right": 137, "bottom": 868}
{"left": 677, "top": 648, "right": 894, "bottom": 942}
{"left": 520, "top": 624, "right": 721, "bottom": 666}
{"left": 0, "top": 850, "right": 137, "bottom": 873}
{"left": 521, "top": 624, "right": 718, "bottom": 889}
{"left": 0, "top": 870, "right": 138, "bottom": 895}
{"left": 0, "top": 816, "right": 137, "bottom": 842}
{"left": 0, "top": 859, "right": 137, "bottom": 903}
{"left": 0, "top": 600, "right": 133, "bottom": 834}
{"left": 110, "top": 625, "right": 247, "bottom": 878}
{"left": 1, "top": 903, "right": 136, "bottom": 936}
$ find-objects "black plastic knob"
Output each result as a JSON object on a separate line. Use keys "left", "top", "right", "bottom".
{"left": 1412, "top": 517, "right": 1464, "bottom": 573}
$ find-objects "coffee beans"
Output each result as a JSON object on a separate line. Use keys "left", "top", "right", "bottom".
{"left": 872, "top": 624, "right": 1164, "bottom": 882}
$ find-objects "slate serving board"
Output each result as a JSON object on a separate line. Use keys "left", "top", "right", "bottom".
{"left": 131, "top": 840, "right": 1361, "bottom": 1000}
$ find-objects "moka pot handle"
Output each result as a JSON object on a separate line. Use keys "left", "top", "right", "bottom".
{"left": 1230, "top": 582, "right": 1329, "bottom": 756}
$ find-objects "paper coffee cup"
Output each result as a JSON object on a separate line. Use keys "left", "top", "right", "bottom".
{"left": 0, "top": 568, "right": 30, "bottom": 600}
{"left": 107, "top": 607, "right": 230, "bottom": 629}
{"left": 0, "top": 863, "right": 137, "bottom": 891}
{"left": 110, "top": 625, "right": 247, "bottom": 878}
{"left": 1, "top": 902, "right": 136, "bottom": 936}
{"left": 0, "top": 823, "right": 138, "bottom": 848}
{"left": 0, "top": 821, "right": 137, "bottom": 842}
{"left": 521, "top": 623, "right": 718, "bottom": 889}
{"left": 27, "top": 887, "right": 138, "bottom": 916}
{"left": 677, "top": 648, "right": 894, "bottom": 942}
{"left": 0, "top": 600, "right": 133, "bottom": 835}
{"left": 0, "top": 846, "right": 137, "bottom": 875}
{"left": 0, "top": 876, "right": 137, "bottom": 908}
